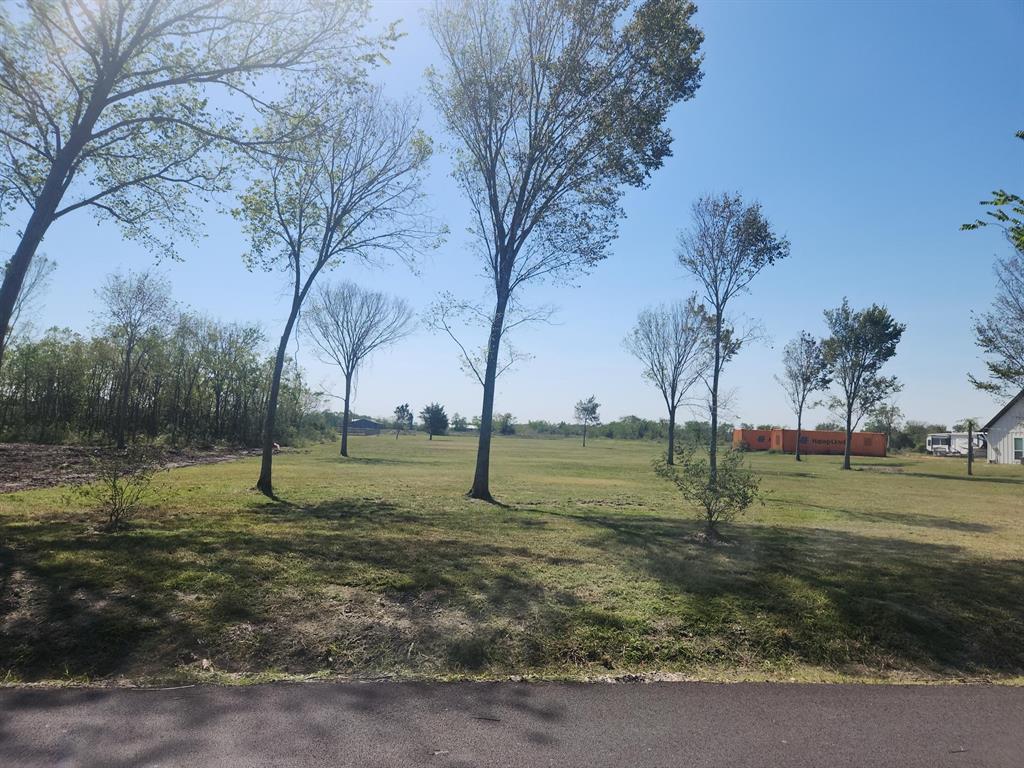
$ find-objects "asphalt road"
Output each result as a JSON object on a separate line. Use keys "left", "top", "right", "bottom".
{"left": 0, "top": 681, "right": 1021, "bottom": 767}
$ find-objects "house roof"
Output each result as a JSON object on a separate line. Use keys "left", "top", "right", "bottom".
{"left": 983, "top": 388, "right": 1024, "bottom": 431}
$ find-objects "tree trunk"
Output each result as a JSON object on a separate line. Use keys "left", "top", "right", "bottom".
{"left": 429, "top": 431, "right": 433, "bottom": 440}
{"left": 582, "top": 423, "right": 587, "bottom": 447}
{"left": 842, "top": 406, "right": 853, "bottom": 470}
{"left": 667, "top": 405, "right": 676, "bottom": 465}
{"left": 256, "top": 307, "right": 299, "bottom": 497}
{"left": 340, "top": 373, "right": 352, "bottom": 457}
{"left": 795, "top": 408, "right": 802, "bottom": 461}
{"left": 0, "top": 87, "right": 110, "bottom": 373}
{"left": 709, "top": 312, "right": 723, "bottom": 484}
{"left": 114, "top": 339, "right": 135, "bottom": 449}
{"left": 468, "top": 288, "right": 509, "bottom": 502}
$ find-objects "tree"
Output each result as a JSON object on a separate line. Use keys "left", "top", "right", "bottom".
{"left": 3, "top": 255, "right": 56, "bottom": 345}
{"left": 969, "top": 252, "right": 1024, "bottom": 396}
{"left": 451, "top": 413, "right": 468, "bottom": 432}
{"left": 962, "top": 131, "right": 1024, "bottom": 256}
{"left": 655, "top": 444, "right": 760, "bottom": 541}
{"left": 236, "top": 85, "right": 433, "bottom": 497}
{"left": 394, "top": 403, "right": 413, "bottom": 439}
{"left": 677, "top": 192, "right": 790, "bottom": 482}
{"left": 97, "top": 270, "right": 173, "bottom": 448}
{"left": 496, "top": 413, "right": 516, "bottom": 436}
{"left": 304, "top": 282, "right": 413, "bottom": 457}
{"left": 775, "top": 332, "right": 831, "bottom": 461}
{"left": 574, "top": 396, "right": 601, "bottom": 447}
{"left": 625, "top": 297, "right": 710, "bottom": 464}
{"left": 964, "top": 131, "right": 1024, "bottom": 396}
{"left": 427, "top": 0, "right": 704, "bottom": 502}
{"left": 822, "top": 298, "right": 905, "bottom": 470}
{"left": 866, "top": 402, "right": 904, "bottom": 450}
{"left": 0, "top": 0, "right": 382, "bottom": 371}
{"left": 815, "top": 421, "right": 843, "bottom": 431}
{"left": 420, "top": 403, "right": 449, "bottom": 440}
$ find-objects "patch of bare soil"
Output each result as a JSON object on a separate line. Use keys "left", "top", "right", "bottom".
{"left": 0, "top": 443, "right": 260, "bottom": 493}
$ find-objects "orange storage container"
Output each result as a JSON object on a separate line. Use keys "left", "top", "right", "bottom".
{"left": 733, "top": 429, "right": 773, "bottom": 451}
{"left": 768, "top": 429, "right": 886, "bottom": 457}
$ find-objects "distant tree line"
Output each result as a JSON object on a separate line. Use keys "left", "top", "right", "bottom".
{"left": 0, "top": 273, "right": 331, "bottom": 447}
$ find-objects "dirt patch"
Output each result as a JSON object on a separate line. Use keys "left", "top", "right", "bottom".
{"left": 0, "top": 443, "right": 260, "bottom": 493}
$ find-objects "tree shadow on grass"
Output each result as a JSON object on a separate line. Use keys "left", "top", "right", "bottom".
{"left": 0, "top": 497, "right": 579, "bottom": 681}
{"left": 568, "top": 510, "right": 1024, "bottom": 676}
{"left": 794, "top": 502, "right": 997, "bottom": 533}
{"left": 893, "top": 471, "right": 1024, "bottom": 486}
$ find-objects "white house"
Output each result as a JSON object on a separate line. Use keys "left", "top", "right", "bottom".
{"left": 983, "top": 389, "right": 1024, "bottom": 464}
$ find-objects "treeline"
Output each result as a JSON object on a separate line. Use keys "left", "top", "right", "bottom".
{"left": 487, "top": 416, "right": 735, "bottom": 444}
{"left": 0, "top": 318, "right": 332, "bottom": 446}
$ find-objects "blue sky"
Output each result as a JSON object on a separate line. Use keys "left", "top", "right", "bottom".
{"left": 6, "top": 0, "right": 1023, "bottom": 427}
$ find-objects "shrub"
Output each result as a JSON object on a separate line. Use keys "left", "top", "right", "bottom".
{"left": 74, "top": 446, "right": 166, "bottom": 531}
{"left": 654, "top": 446, "right": 761, "bottom": 537}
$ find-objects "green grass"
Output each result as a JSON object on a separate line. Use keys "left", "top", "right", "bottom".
{"left": 1, "top": 435, "right": 1022, "bottom": 685}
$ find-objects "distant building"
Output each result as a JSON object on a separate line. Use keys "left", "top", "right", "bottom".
{"left": 348, "top": 418, "right": 382, "bottom": 436}
{"left": 983, "top": 389, "right": 1024, "bottom": 464}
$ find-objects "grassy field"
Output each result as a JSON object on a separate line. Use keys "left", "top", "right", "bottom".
{"left": 1, "top": 435, "right": 1022, "bottom": 685}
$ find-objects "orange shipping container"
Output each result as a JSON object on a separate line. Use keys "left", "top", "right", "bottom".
{"left": 733, "top": 429, "right": 773, "bottom": 451}
{"left": 769, "top": 429, "right": 886, "bottom": 457}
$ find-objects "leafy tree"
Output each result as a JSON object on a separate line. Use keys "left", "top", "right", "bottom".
{"left": 625, "top": 296, "right": 709, "bottom": 463}
{"left": 427, "top": 0, "right": 704, "bottom": 502}
{"left": 236, "top": 85, "right": 434, "bottom": 497}
{"left": 420, "top": 403, "right": 449, "bottom": 440}
{"left": 0, "top": 310, "right": 323, "bottom": 447}
{"left": 304, "top": 282, "right": 414, "bottom": 457}
{"left": 655, "top": 445, "right": 760, "bottom": 540}
{"left": 969, "top": 252, "right": 1024, "bottom": 396}
{"left": 573, "top": 396, "right": 601, "bottom": 448}
{"left": 866, "top": 402, "right": 904, "bottom": 449}
{"left": 393, "top": 404, "right": 413, "bottom": 438}
{"left": 677, "top": 192, "right": 790, "bottom": 482}
{"left": 97, "top": 270, "right": 173, "bottom": 448}
{"left": 0, "top": 0, "right": 382, "bottom": 371}
{"left": 962, "top": 131, "right": 1024, "bottom": 256}
{"left": 963, "top": 132, "right": 1024, "bottom": 396}
{"left": 776, "top": 332, "right": 831, "bottom": 461}
{"left": 815, "top": 421, "right": 843, "bottom": 431}
{"left": 822, "top": 298, "right": 905, "bottom": 469}
{"left": 496, "top": 413, "right": 516, "bottom": 436}
{"left": 900, "top": 421, "right": 947, "bottom": 452}
{"left": 450, "top": 413, "right": 468, "bottom": 432}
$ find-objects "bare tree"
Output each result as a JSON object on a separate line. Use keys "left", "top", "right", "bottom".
{"left": 677, "top": 192, "right": 790, "bottom": 482}
{"left": 97, "top": 270, "right": 173, "bottom": 448}
{"left": 574, "top": 396, "right": 600, "bottom": 447}
{"left": 0, "top": 0, "right": 390, "bottom": 371}
{"left": 427, "top": 0, "right": 704, "bottom": 501}
{"left": 822, "top": 298, "right": 905, "bottom": 470}
{"left": 624, "top": 296, "right": 710, "bottom": 464}
{"left": 775, "top": 332, "right": 830, "bottom": 461}
{"left": 236, "top": 85, "right": 435, "bottom": 497}
{"left": 304, "top": 282, "right": 414, "bottom": 457}
{"left": 4, "top": 254, "right": 56, "bottom": 345}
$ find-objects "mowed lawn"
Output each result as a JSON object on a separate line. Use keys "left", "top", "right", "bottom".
{"left": 1, "top": 435, "right": 1022, "bottom": 685}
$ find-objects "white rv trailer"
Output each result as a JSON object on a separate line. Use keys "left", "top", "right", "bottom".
{"left": 925, "top": 432, "right": 987, "bottom": 456}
